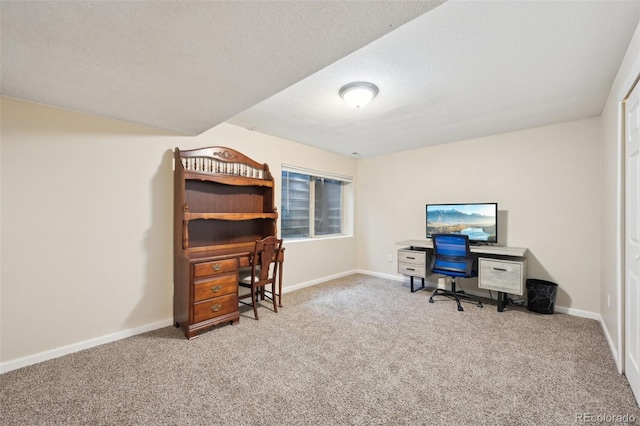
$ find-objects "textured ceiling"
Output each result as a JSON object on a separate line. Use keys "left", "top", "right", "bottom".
{"left": 2, "top": 1, "right": 640, "bottom": 158}
{"left": 230, "top": 0, "right": 640, "bottom": 157}
{"left": 0, "top": 1, "right": 443, "bottom": 135}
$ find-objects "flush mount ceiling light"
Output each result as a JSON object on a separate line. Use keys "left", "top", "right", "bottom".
{"left": 339, "top": 82, "right": 379, "bottom": 108}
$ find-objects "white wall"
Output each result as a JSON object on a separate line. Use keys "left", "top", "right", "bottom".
{"left": 357, "top": 118, "right": 602, "bottom": 315}
{"left": 0, "top": 97, "right": 357, "bottom": 366}
{"left": 600, "top": 20, "right": 640, "bottom": 370}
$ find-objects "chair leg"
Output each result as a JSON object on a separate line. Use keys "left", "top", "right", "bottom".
{"left": 272, "top": 284, "right": 278, "bottom": 313}
{"left": 450, "top": 280, "right": 463, "bottom": 311}
{"left": 454, "top": 294, "right": 464, "bottom": 311}
{"left": 278, "top": 267, "right": 283, "bottom": 308}
{"left": 251, "top": 285, "right": 259, "bottom": 320}
{"left": 452, "top": 278, "right": 484, "bottom": 308}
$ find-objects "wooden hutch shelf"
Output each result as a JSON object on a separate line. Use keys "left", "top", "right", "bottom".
{"left": 184, "top": 170, "right": 274, "bottom": 187}
{"left": 183, "top": 212, "right": 279, "bottom": 221}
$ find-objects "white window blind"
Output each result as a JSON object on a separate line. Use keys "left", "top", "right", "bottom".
{"left": 281, "top": 165, "right": 353, "bottom": 239}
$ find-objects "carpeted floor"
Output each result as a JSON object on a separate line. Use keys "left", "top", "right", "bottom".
{"left": 1, "top": 274, "right": 639, "bottom": 425}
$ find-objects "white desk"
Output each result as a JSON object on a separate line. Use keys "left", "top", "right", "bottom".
{"left": 396, "top": 239, "right": 528, "bottom": 311}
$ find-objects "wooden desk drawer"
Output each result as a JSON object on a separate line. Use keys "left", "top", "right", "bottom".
{"left": 193, "top": 293, "right": 238, "bottom": 323}
{"left": 398, "top": 250, "right": 426, "bottom": 264}
{"left": 194, "top": 273, "right": 237, "bottom": 302}
{"left": 193, "top": 258, "right": 237, "bottom": 278}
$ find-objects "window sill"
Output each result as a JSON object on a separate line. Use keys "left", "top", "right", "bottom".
{"left": 282, "top": 234, "right": 354, "bottom": 244}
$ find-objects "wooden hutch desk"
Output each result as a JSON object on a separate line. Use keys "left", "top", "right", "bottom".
{"left": 173, "top": 146, "right": 283, "bottom": 339}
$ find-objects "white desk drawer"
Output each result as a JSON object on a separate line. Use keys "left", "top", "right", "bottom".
{"left": 398, "top": 250, "right": 426, "bottom": 264}
{"left": 397, "top": 248, "right": 428, "bottom": 279}
{"left": 478, "top": 257, "right": 526, "bottom": 295}
{"left": 398, "top": 263, "right": 426, "bottom": 278}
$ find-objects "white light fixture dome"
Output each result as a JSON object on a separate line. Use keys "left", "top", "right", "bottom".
{"left": 339, "top": 82, "right": 379, "bottom": 108}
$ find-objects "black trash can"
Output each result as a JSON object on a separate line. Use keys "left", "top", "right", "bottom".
{"left": 526, "top": 279, "right": 558, "bottom": 314}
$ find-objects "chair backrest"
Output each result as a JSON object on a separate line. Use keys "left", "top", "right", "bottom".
{"left": 250, "top": 235, "right": 283, "bottom": 285}
{"left": 430, "top": 233, "right": 474, "bottom": 277}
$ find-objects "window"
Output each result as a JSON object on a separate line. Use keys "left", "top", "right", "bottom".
{"left": 281, "top": 166, "right": 352, "bottom": 239}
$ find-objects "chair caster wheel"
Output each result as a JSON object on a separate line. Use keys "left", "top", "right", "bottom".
{"left": 478, "top": 303, "right": 484, "bottom": 308}
{"left": 429, "top": 298, "right": 434, "bottom": 303}
{"left": 457, "top": 305, "right": 464, "bottom": 312}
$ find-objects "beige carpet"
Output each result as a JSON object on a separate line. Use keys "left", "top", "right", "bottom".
{"left": 1, "top": 274, "right": 639, "bottom": 425}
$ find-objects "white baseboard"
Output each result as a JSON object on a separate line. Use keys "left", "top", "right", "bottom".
{"left": 599, "top": 314, "right": 622, "bottom": 373}
{"left": 553, "top": 305, "right": 600, "bottom": 320}
{"left": 282, "top": 269, "right": 358, "bottom": 293}
{"left": 0, "top": 319, "right": 174, "bottom": 374}
{"left": 356, "top": 269, "right": 404, "bottom": 281}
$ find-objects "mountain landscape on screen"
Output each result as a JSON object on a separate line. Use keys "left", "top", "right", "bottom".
{"left": 426, "top": 206, "right": 497, "bottom": 242}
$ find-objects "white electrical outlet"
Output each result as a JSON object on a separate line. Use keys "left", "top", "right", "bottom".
{"left": 387, "top": 254, "right": 393, "bottom": 262}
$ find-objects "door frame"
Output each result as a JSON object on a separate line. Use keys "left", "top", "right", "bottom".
{"left": 620, "top": 70, "right": 640, "bottom": 375}
{"left": 618, "top": 72, "right": 640, "bottom": 401}
{"left": 617, "top": 64, "right": 640, "bottom": 375}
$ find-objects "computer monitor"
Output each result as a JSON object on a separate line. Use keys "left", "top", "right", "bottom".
{"left": 426, "top": 202, "right": 498, "bottom": 244}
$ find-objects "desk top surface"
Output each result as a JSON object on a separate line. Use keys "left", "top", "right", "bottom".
{"left": 185, "top": 246, "right": 285, "bottom": 263}
{"left": 397, "top": 239, "right": 528, "bottom": 257}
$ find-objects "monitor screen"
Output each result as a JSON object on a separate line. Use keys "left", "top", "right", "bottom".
{"left": 426, "top": 203, "right": 498, "bottom": 243}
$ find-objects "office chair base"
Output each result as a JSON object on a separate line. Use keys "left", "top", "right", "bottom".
{"left": 429, "top": 285, "right": 484, "bottom": 312}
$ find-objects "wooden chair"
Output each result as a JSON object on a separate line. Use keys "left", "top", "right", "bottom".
{"left": 238, "top": 236, "right": 283, "bottom": 320}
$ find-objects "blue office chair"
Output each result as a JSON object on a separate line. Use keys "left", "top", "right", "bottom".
{"left": 429, "top": 234, "right": 484, "bottom": 311}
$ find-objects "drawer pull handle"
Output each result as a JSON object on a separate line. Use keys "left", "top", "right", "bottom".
{"left": 493, "top": 267, "right": 507, "bottom": 272}
{"left": 407, "top": 257, "right": 415, "bottom": 260}
{"left": 212, "top": 285, "right": 222, "bottom": 293}
{"left": 211, "top": 303, "right": 222, "bottom": 312}
{"left": 212, "top": 264, "right": 221, "bottom": 271}
{"left": 407, "top": 268, "right": 415, "bottom": 271}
